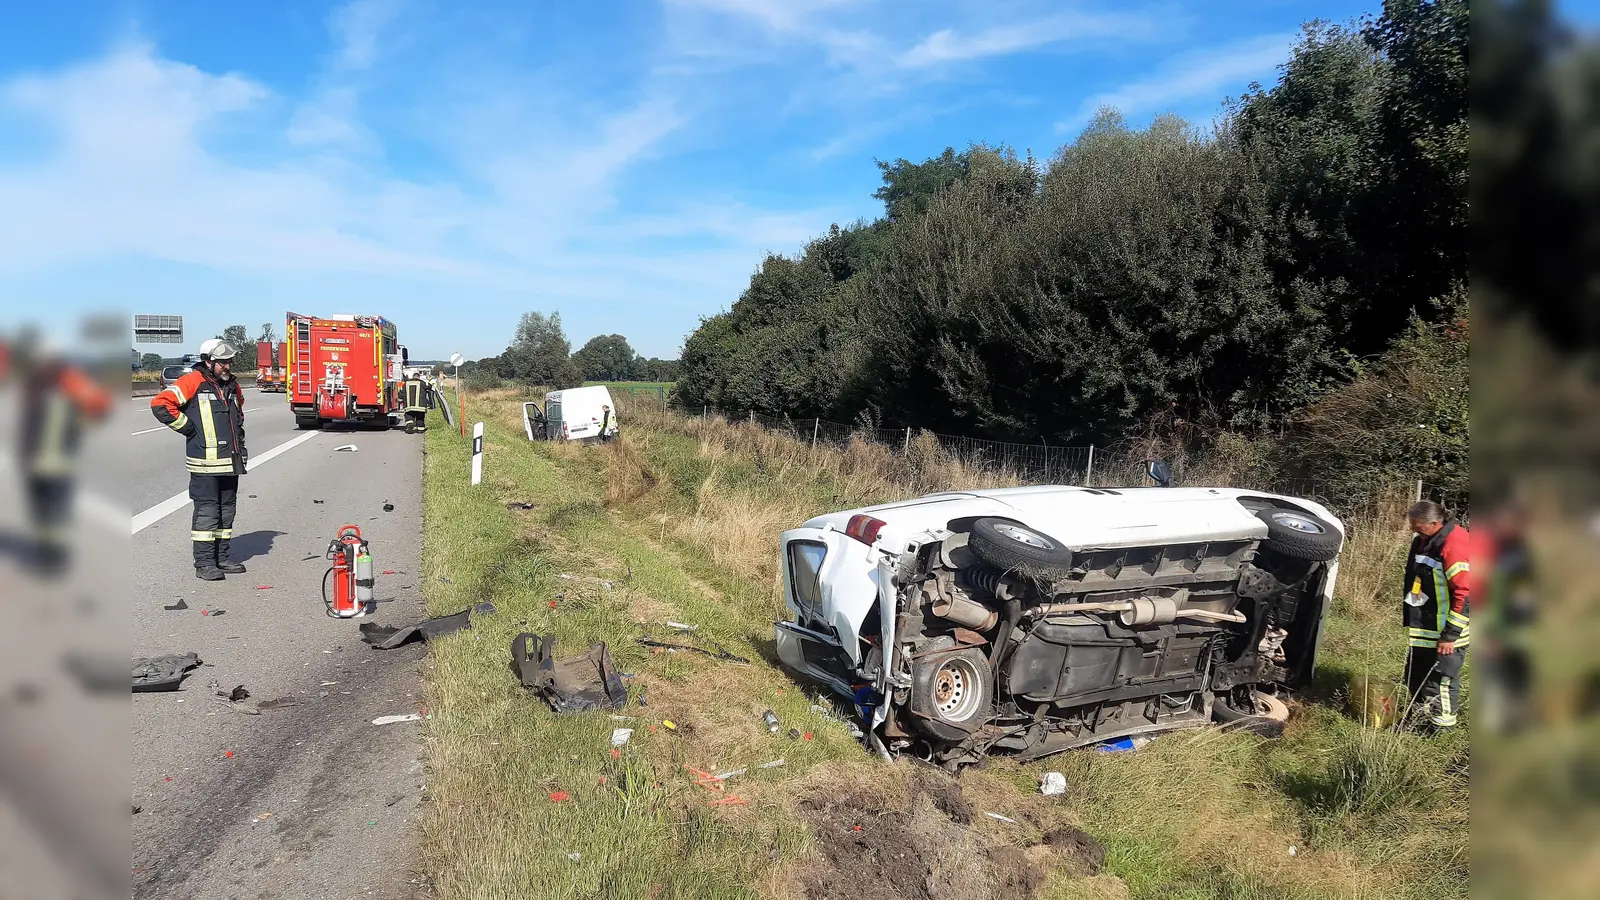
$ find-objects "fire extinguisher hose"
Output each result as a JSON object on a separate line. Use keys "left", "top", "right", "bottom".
{"left": 322, "top": 567, "right": 339, "bottom": 618}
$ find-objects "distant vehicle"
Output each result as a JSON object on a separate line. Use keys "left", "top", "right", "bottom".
{"left": 523, "top": 385, "right": 618, "bottom": 443}
{"left": 774, "top": 479, "right": 1346, "bottom": 767}
{"left": 285, "top": 312, "right": 408, "bottom": 430}
{"left": 256, "top": 341, "right": 287, "bottom": 392}
{"left": 159, "top": 364, "right": 189, "bottom": 390}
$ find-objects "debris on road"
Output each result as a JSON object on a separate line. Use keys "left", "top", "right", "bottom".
{"left": 201, "top": 606, "right": 225, "bottom": 617}
{"left": 218, "top": 685, "right": 250, "bottom": 702}
{"left": 163, "top": 598, "right": 189, "bottom": 611}
{"left": 666, "top": 621, "right": 698, "bottom": 631}
{"left": 1040, "top": 772, "right": 1067, "bottom": 796}
{"left": 334, "top": 444, "right": 358, "bottom": 452}
{"left": 373, "top": 713, "right": 424, "bottom": 726}
{"left": 505, "top": 501, "right": 536, "bottom": 510}
{"left": 383, "top": 502, "right": 394, "bottom": 512}
{"left": 359, "top": 601, "right": 496, "bottom": 650}
{"left": 256, "top": 585, "right": 272, "bottom": 590}
{"left": 512, "top": 632, "right": 628, "bottom": 713}
{"left": 132, "top": 653, "right": 201, "bottom": 693}
{"left": 762, "top": 710, "right": 780, "bottom": 733}
{"left": 610, "top": 728, "right": 633, "bottom": 747}
{"left": 256, "top": 697, "right": 298, "bottom": 711}
{"left": 313, "top": 499, "right": 325, "bottom": 504}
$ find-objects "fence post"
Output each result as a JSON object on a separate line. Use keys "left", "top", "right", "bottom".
{"left": 904, "top": 427, "right": 911, "bottom": 453}
{"left": 1085, "top": 444, "right": 1095, "bottom": 486}
{"left": 1415, "top": 479, "right": 1424, "bottom": 503}
{"left": 812, "top": 418, "right": 819, "bottom": 451}
{"left": 703, "top": 404, "right": 708, "bottom": 419}
{"left": 749, "top": 409, "right": 755, "bottom": 425}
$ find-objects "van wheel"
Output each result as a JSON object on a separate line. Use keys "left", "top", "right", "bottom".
{"left": 968, "top": 517, "right": 1075, "bottom": 579}
{"left": 910, "top": 648, "right": 992, "bottom": 740}
{"left": 1255, "top": 508, "right": 1341, "bottom": 561}
{"left": 1213, "top": 690, "right": 1290, "bottom": 737}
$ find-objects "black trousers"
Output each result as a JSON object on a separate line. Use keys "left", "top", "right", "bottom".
{"left": 26, "top": 475, "right": 73, "bottom": 554}
{"left": 1406, "top": 644, "right": 1467, "bottom": 727}
{"left": 189, "top": 474, "right": 239, "bottom": 568}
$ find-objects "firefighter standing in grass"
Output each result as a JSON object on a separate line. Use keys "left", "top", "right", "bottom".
{"left": 150, "top": 339, "right": 249, "bottom": 581}
{"left": 1402, "top": 500, "right": 1472, "bottom": 734}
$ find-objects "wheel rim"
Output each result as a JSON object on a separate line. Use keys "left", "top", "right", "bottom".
{"left": 992, "top": 522, "right": 1055, "bottom": 550}
{"left": 1271, "top": 512, "right": 1325, "bottom": 535}
{"left": 932, "top": 657, "right": 983, "bottom": 722}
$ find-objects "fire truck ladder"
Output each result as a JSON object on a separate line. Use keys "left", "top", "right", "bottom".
{"left": 294, "top": 318, "right": 313, "bottom": 395}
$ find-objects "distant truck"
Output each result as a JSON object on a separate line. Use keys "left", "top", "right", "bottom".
{"left": 256, "top": 341, "right": 287, "bottom": 392}
{"left": 285, "top": 312, "right": 409, "bottom": 430}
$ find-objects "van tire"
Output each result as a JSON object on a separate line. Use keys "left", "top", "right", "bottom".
{"left": 968, "top": 518, "right": 1075, "bottom": 579}
{"left": 1254, "top": 509, "right": 1341, "bottom": 561}
{"left": 910, "top": 648, "right": 993, "bottom": 740}
{"left": 1213, "top": 691, "right": 1290, "bottom": 737}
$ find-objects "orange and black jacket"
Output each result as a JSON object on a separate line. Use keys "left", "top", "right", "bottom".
{"left": 20, "top": 362, "right": 110, "bottom": 476}
{"left": 151, "top": 367, "right": 247, "bottom": 475}
{"left": 1404, "top": 521, "right": 1472, "bottom": 647}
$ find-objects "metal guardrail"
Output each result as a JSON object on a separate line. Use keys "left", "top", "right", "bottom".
{"left": 131, "top": 374, "right": 259, "bottom": 397}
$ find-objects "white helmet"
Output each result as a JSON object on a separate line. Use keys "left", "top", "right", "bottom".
{"left": 198, "top": 338, "right": 237, "bottom": 361}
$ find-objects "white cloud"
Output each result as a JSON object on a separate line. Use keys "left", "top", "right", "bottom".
{"left": 1055, "top": 31, "right": 1296, "bottom": 134}
{"left": 331, "top": 0, "right": 404, "bottom": 71}
{"left": 666, "top": 0, "right": 862, "bottom": 34}
{"left": 897, "top": 10, "right": 1161, "bottom": 68}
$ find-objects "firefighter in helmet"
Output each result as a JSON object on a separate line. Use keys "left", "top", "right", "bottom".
{"left": 402, "top": 374, "right": 434, "bottom": 434}
{"left": 7, "top": 331, "right": 111, "bottom": 574}
{"left": 1402, "top": 500, "right": 1472, "bottom": 735}
{"left": 150, "top": 338, "right": 249, "bottom": 581}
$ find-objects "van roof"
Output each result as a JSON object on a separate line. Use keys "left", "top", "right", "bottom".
{"left": 545, "top": 385, "right": 614, "bottom": 402}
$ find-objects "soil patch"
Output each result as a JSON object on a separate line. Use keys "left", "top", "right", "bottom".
{"left": 795, "top": 772, "right": 1103, "bottom": 900}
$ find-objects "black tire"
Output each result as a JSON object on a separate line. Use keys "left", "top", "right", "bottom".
{"left": 968, "top": 517, "right": 1075, "bottom": 579}
{"left": 295, "top": 417, "right": 323, "bottom": 431}
{"left": 909, "top": 648, "right": 993, "bottom": 741}
{"left": 1255, "top": 508, "right": 1341, "bottom": 561}
{"left": 1213, "top": 691, "right": 1290, "bottom": 738}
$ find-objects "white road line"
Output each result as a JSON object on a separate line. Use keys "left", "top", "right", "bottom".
{"left": 131, "top": 430, "right": 321, "bottom": 534}
{"left": 131, "top": 405, "right": 264, "bottom": 436}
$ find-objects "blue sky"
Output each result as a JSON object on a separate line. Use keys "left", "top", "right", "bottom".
{"left": 0, "top": 1, "right": 1584, "bottom": 361}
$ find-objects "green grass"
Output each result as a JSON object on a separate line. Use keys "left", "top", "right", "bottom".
{"left": 419, "top": 390, "right": 1469, "bottom": 899}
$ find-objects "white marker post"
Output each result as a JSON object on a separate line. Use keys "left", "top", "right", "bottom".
{"left": 471, "top": 422, "right": 484, "bottom": 485}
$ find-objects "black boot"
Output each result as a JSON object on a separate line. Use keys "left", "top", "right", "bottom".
{"left": 194, "top": 539, "right": 226, "bottom": 580}
{"left": 195, "top": 565, "right": 226, "bottom": 581}
{"left": 215, "top": 538, "right": 246, "bottom": 574}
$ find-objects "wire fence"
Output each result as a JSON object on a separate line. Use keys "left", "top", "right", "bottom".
{"left": 614, "top": 391, "right": 1470, "bottom": 522}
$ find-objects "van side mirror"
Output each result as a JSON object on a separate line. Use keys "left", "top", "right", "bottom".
{"left": 1146, "top": 459, "right": 1174, "bottom": 487}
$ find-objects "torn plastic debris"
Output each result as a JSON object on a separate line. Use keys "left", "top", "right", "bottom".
{"left": 505, "top": 501, "right": 536, "bottom": 510}
{"left": 512, "top": 632, "right": 628, "bottom": 713}
{"left": 163, "top": 598, "right": 188, "bottom": 611}
{"left": 334, "top": 444, "right": 358, "bottom": 452}
{"left": 1040, "top": 772, "right": 1067, "bottom": 796}
{"left": 132, "top": 653, "right": 202, "bottom": 693}
{"left": 984, "top": 812, "right": 1020, "bottom": 825}
{"left": 1095, "top": 736, "right": 1153, "bottom": 753}
{"left": 373, "top": 713, "right": 424, "bottom": 726}
{"left": 610, "top": 728, "right": 633, "bottom": 747}
{"left": 359, "top": 601, "right": 496, "bottom": 649}
{"left": 666, "top": 621, "right": 698, "bottom": 631}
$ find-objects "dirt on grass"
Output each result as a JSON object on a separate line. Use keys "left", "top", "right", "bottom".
{"left": 791, "top": 769, "right": 1104, "bottom": 900}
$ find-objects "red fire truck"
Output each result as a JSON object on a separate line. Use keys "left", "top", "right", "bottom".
{"left": 255, "top": 341, "right": 287, "bottom": 392}
{"left": 286, "top": 313, "right": 409, "bottom": 429}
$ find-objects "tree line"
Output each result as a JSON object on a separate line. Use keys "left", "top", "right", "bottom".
{"left": 456, "top": 312, "right": 679, "bottom": 388}
{"left": 673, "top": 0, "right": 1467, "bottom": 495}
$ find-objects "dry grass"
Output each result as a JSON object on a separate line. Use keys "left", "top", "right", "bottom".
{"left": 420, "top": 392, "right": 1468, "bottom": 900}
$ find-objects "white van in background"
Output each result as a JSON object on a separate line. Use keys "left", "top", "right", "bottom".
{"left": 525, "top": 385, "right": 619, "bottom": 442}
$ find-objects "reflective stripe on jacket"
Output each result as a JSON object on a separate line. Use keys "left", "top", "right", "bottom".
{"left": 150, "top": 368, "right": 247, "bottom": 475}
{"left": 1404, "top": 521, "right": 1472, "bottom": 646}
{"left": 403, "top": 379, "right": 432, "bottom": 413}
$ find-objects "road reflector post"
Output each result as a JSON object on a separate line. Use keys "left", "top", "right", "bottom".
{"left": 471, "top": 422, "right": 484, "bottom": 485}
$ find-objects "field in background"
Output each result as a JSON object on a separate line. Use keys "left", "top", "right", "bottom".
{"left": 419, "top": 388, "right": 1468, "bottom": 899}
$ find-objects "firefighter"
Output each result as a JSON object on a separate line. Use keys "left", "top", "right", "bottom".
{"left": 402, "top": 375, "right": 433, "bottom": 433}
{"left": 1480, "top": 498, "right": 1536, "bottom": 732}
{"left": 1402, "top": 500, "right": 1471, "bottom": 734}
{"left": 150, "top": 339, "right": 248, "bottom": 581}
{"left": 11, "top": 335, "right": 111, "bottom": 574}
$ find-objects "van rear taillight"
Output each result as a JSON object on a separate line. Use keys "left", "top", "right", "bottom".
{"left": 845, "top": 514, "right": 886, "bottom": 545}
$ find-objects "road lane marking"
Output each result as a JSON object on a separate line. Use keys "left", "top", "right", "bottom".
{"left": 131, "top": 405, "right": 264, "bottom": 436}
{"left": 131, "top": 431, "right": 321, "bottom": 534}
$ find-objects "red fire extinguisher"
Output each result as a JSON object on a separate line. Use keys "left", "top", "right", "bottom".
{"left": 323, "top": 524, "right": 375, "bottom": 618}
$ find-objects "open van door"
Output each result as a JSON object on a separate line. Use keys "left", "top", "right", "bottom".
{"left": 522, "top": 401, "right": 545, "bottom": 441}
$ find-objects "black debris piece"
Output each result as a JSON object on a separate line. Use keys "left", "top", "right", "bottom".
{"left": 219, "top": 685, "right": 250, "bottom": 702}
{"left": 133, "top": 806, "right": 142, "bottom": 815}
{"left": 636, "top": 637, "right": 750, "bottom": 665}
{"left": 163, "top": 598, "right": 189, "bottom": 611}
{"left": 62, "top": 652, "right": 128, "bottom": 695}
{"left": 256, "top": 697, "right": 298, "bottom": 711}
{"left": 301, "top": 554, "right": 318, "bottom": 561}
{"left": 313, "top": 499, "right": 325, "bottom": 504}
{"left": 132, "top": 653, "right": 202, "bottom": 693}
{"left": 512, "top": 632, "right": 628, "bottom": 713}
{"left": 359, "top": 601, "right": 496, "bottom": 650}
{"left": 505, "top": 501, "right": 536, "bottom": 510}
{"left": 383, "top": 502, "right": 394, "bottom": 512}
{"left": 248, "top": 494, "right": 258, "bottom": 498}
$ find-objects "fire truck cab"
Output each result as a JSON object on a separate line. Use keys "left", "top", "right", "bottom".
{"left": 286, "top": 313, "right": 408, "bottom": 429}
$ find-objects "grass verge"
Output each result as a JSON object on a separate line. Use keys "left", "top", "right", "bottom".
{"left": 419, "top": 390, "right": 1468, "bottom": 899}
